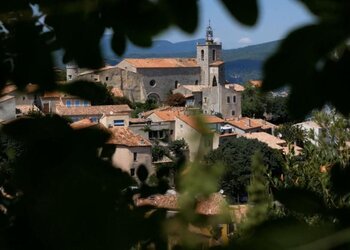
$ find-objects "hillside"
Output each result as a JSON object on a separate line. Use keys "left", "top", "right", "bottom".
{"left": 54, "top": 36, "right": 280, "bottom": 83}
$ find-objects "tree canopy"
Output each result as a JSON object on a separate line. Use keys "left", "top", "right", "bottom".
{"left": 205, "top": 137, "right": 284, "bottom": 202}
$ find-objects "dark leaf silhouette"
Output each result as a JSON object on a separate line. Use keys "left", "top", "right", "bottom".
{"left": 220, "top": 0, "right": 259, "bottom": 26}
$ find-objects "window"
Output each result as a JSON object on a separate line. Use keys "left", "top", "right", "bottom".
{"left": 106, "top": 77, "right": 109, "bottom": 81}
{"left": 227, "top": 96, "right": 231, "bottom": 103}
{"left": 180, "top": 124, "right": 183, "bottom": 128}
{"left": 149, "top": 79, "right": 156, "bottom": 87}
{"left": 204, "top": 97, "right": 207, "bottom": 103}
{"left": 201, "top": 50, "right": 204, "bottom": 61}
{"left": 93, "top": 74, "right": 100, "bottom": 82}
{"left": 130, "top": 168, "right": 135, "bottom": 176}
{"left": 68, "top": 75, "right": 72, "bottom": 80}
{"left": 212, "top": 76, "right": 217, "bottom": 86}
{"left": 213, "top": 49, "right": 216, "bottom": 61}
{"left": 175, "top": 80, "right": 178, "bottom": 89}
{"left": 91, "top": 117, "right": 98, "bottom": 123}
{"left": 22, "top": 96, "right": 26, "bottom": 100}
{"left": 232, "top": 110, "right": 235, "bottom": 116}
{"left": 233, "top": 96, "right": 236, "bottom": 103}
{"left": 113, "top": 120, "right": 125, "bottom": 126}
{"left": 83, "top": 100, "right": 89, "bottom": 106}
{"left": 66, "top": 100, "right": 71, "bottom": 107}
{"left": 195, "top": 80, "right": 198, "bottom": 85}
{"left": 170, "top": 130, "right": 174, "bottom": 135}
{"left": 74, "top": 100, "right": 80, "bottom": 106}
{"left": 133, "top": 152, "right": 137, "bottom": 162}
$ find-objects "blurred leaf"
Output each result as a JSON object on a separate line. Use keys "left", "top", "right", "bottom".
{"left": 220, "top": 0, "right": 259, "bottom": 26}
{"left": 330, "top": 162, "right": 350, "bottom": 196}
{"left": 274, "top": 187, "right": 327, "bottom": 215}
{"left": 262, "top": 23, "right": 348, "bottom": 118}
{"left": 58, "top": 80, "right": 109, "bottom": 103}
{"left": 111, "top": 31, "right": 126, "bottom": 56}
{"left": 232, "top": 217, "right": 335, "bottom": 250}
{"left": 297, "top": 0, "right": 348, "bottom": 22}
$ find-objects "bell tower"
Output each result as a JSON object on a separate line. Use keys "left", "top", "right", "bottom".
{"left": 196, "top": 21, "right": 222, "bottom": 85}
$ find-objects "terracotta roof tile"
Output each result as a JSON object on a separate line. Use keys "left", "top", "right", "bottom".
{"left": 143, "top": 106, "right": 185, "bottom": 118}
{"left": 154, "top": 110, "right": 184, "bottom": 122}
{"left": 135, "top": 193, "right": 228, "bottom": 216}
{"left": 227, "top": 117, "right": 262, "bottom": 130}
{"left": 70, "top": 118, "right": 96, "bottom": 129}
{"left": 242, "top": 132, "right": 286, "bottom": 150}
{"left": 226, "top": 83, "right": 245, "bottom": 92}
{"left": 125, "top": 58, "right": 199, "bottom": 68}
{"left": 56, "top": 104, "right": 132, "bottom": 116}
{"left": 177, "top": 114, "right": 224, "bottom": 132}
{"left": 16, "top": 105, "right": 40, "bottom": 114}
{"left": 108, "top": 127, "right": 152, "bottom": 147}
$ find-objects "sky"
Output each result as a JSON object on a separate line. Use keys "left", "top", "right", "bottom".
{"left": 156, "top": 0, "right": 316, "bottom": 49}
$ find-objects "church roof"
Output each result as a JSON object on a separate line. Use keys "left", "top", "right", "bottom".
{"left": 124, "top": 58, "right": 199, "bottom": 68}
{"left": 210, "top": 61, "right": 224, "bottom": 66}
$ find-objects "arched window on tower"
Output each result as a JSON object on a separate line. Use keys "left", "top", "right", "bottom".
{"left": 201, "top": 50, "right": 204, "bottom": 61}
{"left": 213, "top": 49, "right": 216, "bottom": 61}
{"left": 212, "top": 76, "right": 217, "bottom": 86}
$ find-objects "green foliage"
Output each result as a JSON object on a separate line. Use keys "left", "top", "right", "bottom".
{"left": 240, "top": 152, "right": 272, "bottom": 233}
{"left": 242, "top": 84, "right": 291, "bottom": 123}
{"left": 275, "top": 123, "right": 306, "bottom": 147}
{"left": 168, "top": 139, "right": 189, "bottom": 159}
{"left": 131, "top": 99, "right": 159, "bottom": 118}
{"left": 205, "top": 137, "right": 284, "bottom": 202}
{"left": 152, "top": 144, "right": 168, "bottom": 162}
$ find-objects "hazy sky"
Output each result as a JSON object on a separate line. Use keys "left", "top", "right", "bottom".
{"left": 156, "top": 0, "right": 316, "bottom": 49}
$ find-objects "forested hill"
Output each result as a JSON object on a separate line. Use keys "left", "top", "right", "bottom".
{"left": 54, "top": 35, "right": 280, "bottom": 83}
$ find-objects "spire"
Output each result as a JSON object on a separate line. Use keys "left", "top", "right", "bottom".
{"left": 206, "top": 20, "right": 213, "bottom": 43}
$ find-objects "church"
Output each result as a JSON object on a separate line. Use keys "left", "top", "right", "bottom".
{"left": 67, "top": 23, "right": 242, "bottom": 118}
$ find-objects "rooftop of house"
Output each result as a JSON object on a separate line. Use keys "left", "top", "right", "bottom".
{"left": 56, "top": 104, "right": 132, "bottom": 116}
{"left": 225, "top": 83, "right": 245, "bottom": 92}
{"left": 153, "top": 109, "right": 185, "bottom": 122}
{"left": 179, "top": 84, "right": 208, "bottom": 92}
{"left": 226, "top": 117, "right": 263, "bottom": 130}
{"left": 16, "top": 104, "right": 40, "bottom": 114}
{"left": 108, "top": 127, "right": 152, "bottom": 147}
{"left": 135, "top": 193, "right": 228, "bottom": 216}
{"left": 210, "top": 60, "right": 225, "bottom": 67}
{"left": 241, "top": 132, "right": 286, "bottom": 150}
{"left": 123, "top": 58, "right": 199, "bottom": 68}
{"left": 142, "top": 106, "right": 186, "bottom": 118}
{"left": 177, "top": 114, "right": 224, "bottom": 133}
{"left": 70, "top": 118, "right": 97, "bottom": 129}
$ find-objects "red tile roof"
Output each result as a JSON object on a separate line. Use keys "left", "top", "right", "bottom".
{"left": 177, "top": 114, "right": 224, "bottom": 132}
{"left": 56, "top": 104, "right": 132, "bottom": 116}
{"left": 108, "top": 127, "right": 152, "bottom": 147}
{"left": 70, "top": 118, "right": 96, "bottom": 129}
{"left": 226, "top": 117, "right": 262, "bottom": 131}
{"left": 124, "top": 58, "right": 199, "bottom": 68}
{"left": 226, "top": 83, "right": 245, "bottom": 92}
{"left": 249, "top": 80, "right": 262, "bottom": 88}
{"left": 153, "top": 110, "right": 184, "bottom": 122}
{"left": 135, "top": 193, "right": 228, "bottom": 216}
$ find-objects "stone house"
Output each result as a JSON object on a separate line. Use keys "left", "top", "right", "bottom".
{"left": 1, "top": 84, "right": 41, "bottom": 108}
{"left": 55, "top": 104, "right": 132, "bottom": 123}
{"left": 41, "top": 91, "right": 91, "bottom": 114}
{"left": 0, "top": 95, "right": 16, "bottom": 123}
{"left": 102, "top": 127, "right": 153, "bottom": 179}
{"left": 174, "top": 114, "right": 227, "bottom": 161}
{"left": 294, "top": 121, "right": 323, "bottom": 146}
{"left": 67, "top": 23, "right": 242, "bottom": 118}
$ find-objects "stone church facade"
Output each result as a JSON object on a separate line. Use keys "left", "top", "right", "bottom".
{"left": 66, "top": 23, "right": 242, "bottom": 118}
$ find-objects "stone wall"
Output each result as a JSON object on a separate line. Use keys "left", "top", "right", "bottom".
{"left": 0, "top": 96, "right": 16, "bottom": 122}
